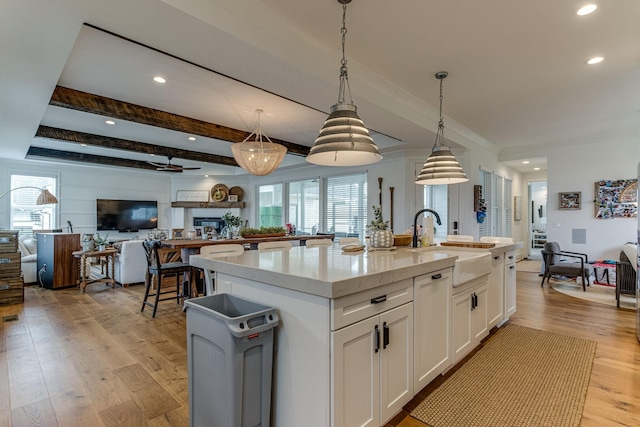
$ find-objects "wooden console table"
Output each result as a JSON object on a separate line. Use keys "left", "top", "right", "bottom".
{"left": 72, "top": 248, "right": 117, "bottom": 292}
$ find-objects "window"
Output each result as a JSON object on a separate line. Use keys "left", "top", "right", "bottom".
{"left": 423, "top": 185, "right": 448, "bottom": 240}
{"left": 478, "top": 169, "right": 512, "bottom": 238}
{"left": 325, "top": 173, "right": 367, "bottom": 238}
{"left": 257, "top": 183, "right": 283, "bottom": 227}
{"left": 289, "top": 179, "right": 319, "bottom": 235}
{"left": 9, "top": 174, "right": 57, "bottom": 235}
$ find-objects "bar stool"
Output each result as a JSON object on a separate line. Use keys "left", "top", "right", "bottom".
{"left": 141, "top": 240, "right": 192, "bottom": 318}
{"left": 199, "top": 244, "right": 245, "bottom": 295}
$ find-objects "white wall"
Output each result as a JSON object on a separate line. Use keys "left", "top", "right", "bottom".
{"left": 0, "top": 159, "right": 172, "bottom": 240}
{"left": 546, "top": 137, "right": 639, "bottom": 260}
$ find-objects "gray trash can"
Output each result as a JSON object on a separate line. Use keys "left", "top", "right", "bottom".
{"left": 184, "top": 293, "right": 279, "bottom": 427}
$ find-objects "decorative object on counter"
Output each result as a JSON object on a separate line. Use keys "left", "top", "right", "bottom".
{"left": 210, "top": 183, "right": 229, "bottom": 202}
{"left": 593, "top": 179, "right": 637, "bottom": 219}
{"left": 231, "top": 109, "right": 286, "bottom": 176}
{"left": 82, "top": 234, "right": 95, "bottom": 252}
{"left": 559, "top": 191, "right": 581, "bottom": 210}
{"left": 306, "top": 0, "right": 382, "bottom": 167}
{"left": 0, "top": 186, "right": 58, "bottom": 205}
{"left": 147, "top": 228, "right": 167, "bottom": 241}
{"left": 221, "top": 211, "right": 243, "bottom": 238}
{"left": 367, "top": 205, "right": 393, "bottom": 248}
{"left": 393, "top": 234, "right": 412, "bottom": 247}
{"left": 240, "top": 226, "right": 286, "bottom": 238}
{"left": 415, "top": 72, "right": 468, "bottom": 185}
{"left": 93, "top": 232, "right": 109, "bottom": 251}
{"left": 186, "top": 230, "right": 197, "bottom": 240}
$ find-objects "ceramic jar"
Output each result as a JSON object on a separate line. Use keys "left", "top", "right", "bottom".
{"left": 82, "top": 234, "right": 95, "bottom": 252}
{"left": 369, "top": 230, "right": 394, "bottom": 248}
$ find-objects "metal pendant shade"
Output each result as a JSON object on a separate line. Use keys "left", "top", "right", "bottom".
{"left": 416, "top": 71, "right": 468, "bottom": 185}
{"left": 306, "top": 0, "right": 382, "bottom": 167}
{"left": 231, "top": 110, "right": 287, "bottom": 176}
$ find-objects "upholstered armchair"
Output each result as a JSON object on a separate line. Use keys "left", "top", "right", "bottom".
{"left": 541, "top": 241, "right": 592, "bottom": 291}
{"left": 616, "top": 243, "right": 637, "bottom": 308}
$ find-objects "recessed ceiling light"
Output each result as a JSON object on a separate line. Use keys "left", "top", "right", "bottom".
{"left": 586, "top": 56, "right": 604, "bottom": 65}
{"left": 204, "top": 174, "right": 209, "bottom": 178}
{"left": 81, "top": 143, "right": 87, "bottom": 147}
{"left": 522, "top": 160, "right": 530, "bottom": 164}
{"left": 105, "top": 120, "right": 115, "bottom": 125}
{"left": 150, "top": 153, "right": 155, "bottom": 157}
{"left": 577, "top": 4, "right": 597, "bottom": 16}
{"left": 153, "top": 76, "right": 166, "bottom": 83}
{"left": 188, "top": 136, "right": 196, "bottom": 141}
{"left": 534, "top": 167, "right": 541, "bottom": 171}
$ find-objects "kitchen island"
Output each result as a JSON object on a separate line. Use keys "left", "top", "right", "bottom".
{"left": 189, "top": 243, "right": 518, "bottom": 426}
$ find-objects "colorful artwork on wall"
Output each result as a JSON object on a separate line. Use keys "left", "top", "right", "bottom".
{"left": 594, "top": 179, "right": 638, "bottom": 219}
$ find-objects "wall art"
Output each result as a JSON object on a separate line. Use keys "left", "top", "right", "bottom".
{"left": 559, "top": 192, "right": 581, "bottom": 210}
{"left": 594, "top": 179, "right": 637, "bottom": 219}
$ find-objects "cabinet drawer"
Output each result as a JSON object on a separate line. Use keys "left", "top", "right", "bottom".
{"left": 331, "top": 279, "right": 413, "bottom": 331}
{"left": 504, "top": 250, "right": 516, "bottom": 266}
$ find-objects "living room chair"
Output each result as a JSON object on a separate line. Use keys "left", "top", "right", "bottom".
{"left": 541, "top": 242, "right": 592, "bottom": 292}
{"left": 141, "top": 240, "right": 192, "bottom": 318}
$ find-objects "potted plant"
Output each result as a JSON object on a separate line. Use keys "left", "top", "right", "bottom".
{"left": 367, "top": 206, "right": 393, "bottom": 248}
{"left": 93, "top": 231, "right": 109, "bottom": 251}
{"left": 222, "top": 211, "right": 243, "bottom": 238}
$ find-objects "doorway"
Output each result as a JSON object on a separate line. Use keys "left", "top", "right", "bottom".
{"left": 528, "top": 181, "right": 547, "bottom": 260}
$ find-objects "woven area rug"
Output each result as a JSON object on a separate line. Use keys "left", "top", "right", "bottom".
{"left": 411, "top": 324, "right": 596, "bottom": 427}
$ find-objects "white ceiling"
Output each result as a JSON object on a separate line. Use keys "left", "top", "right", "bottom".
{"left": 1, "top": 0, "right": 639, "bottom": 176}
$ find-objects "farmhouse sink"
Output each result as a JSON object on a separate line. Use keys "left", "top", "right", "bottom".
{"left": 408, "top": 247, "right": 492, "bottom": 286}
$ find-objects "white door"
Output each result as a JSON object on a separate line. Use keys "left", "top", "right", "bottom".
{"left": 505, "top": 262, "right": 517, "bottom": 317}
{"left": 486, "top": 254, "right": 505, "bottom": 328}
{"left": 451, "top": 290, "right": 473, "bottom": 364}
{"left": 379, "top": 303, "right": 414, "bottom": 425}
{"left": 414, "top": 270, "right": 451, "bottom": 391}
{"left": 471, "top": 285, "right": 489, "bottom": 342}
{"left": 332, "top": 316, "right": 380, "bottom": 427}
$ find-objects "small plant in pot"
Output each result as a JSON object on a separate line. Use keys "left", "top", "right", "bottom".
{"left": 367, "top": 206, "right": 393, "bottom": 248}
{"left": 93, "top": 232, "right": 109, "bottom": 251}
{"left": 221, "top": 211, "right": 243, "bottom": 238}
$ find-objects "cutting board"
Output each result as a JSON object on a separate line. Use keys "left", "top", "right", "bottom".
{"left": 440, "top": 241, "right": 495, "bottom": 248}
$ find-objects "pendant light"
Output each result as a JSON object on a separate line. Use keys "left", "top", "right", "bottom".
{"left": 415, "top": 71, "right": 469, "bottom": 185}
{"left": 231, "top": 109, "right": 287, "bottom": 176}
{"left": 306, "top": 0, "right": 382, "bottom": 167}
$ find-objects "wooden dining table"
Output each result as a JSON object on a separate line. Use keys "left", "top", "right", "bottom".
{"left": 162, "top": 233, "right": 335, "bottom": 252}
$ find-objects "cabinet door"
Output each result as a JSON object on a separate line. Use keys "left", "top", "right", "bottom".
{"left": 505, "top": 262, "right": 517, "bottom": 317}
{"left": 380, "top": 303, "right": 414, "bottom": 425}
{"left": 486, "top": 254, "right": 504, "bottom": 329}
{"left": 451, "top": 290, "right": 473, "bottom": 364}
{"left": 471, "top": 285, "right": 489, "bottom": 342}
{"left": 414, "top": 270, "right": 451, "bottom": 391}
{"left": 332, "top": 316, "right": 380, "bottom": 427}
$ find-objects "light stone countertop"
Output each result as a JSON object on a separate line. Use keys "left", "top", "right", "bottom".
{"left": 190, "top": 245, "right": 458, "bottom": 299}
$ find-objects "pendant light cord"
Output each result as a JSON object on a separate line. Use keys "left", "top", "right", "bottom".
{"left": 338, "top": 2, "right": 353, "bottom": 105}
{"left": 435, "top": 75, "right": 446, "bottom": 148}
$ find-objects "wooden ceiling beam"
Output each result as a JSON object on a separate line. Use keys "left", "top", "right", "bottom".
{"left": 49, "top": 86, "right": 310, "bottom": 157}
{"left": 26, "top": 146, "right": 171, "bottom": 172}
{"left": 35, "top": 126, "right": 239, "bottom": 167}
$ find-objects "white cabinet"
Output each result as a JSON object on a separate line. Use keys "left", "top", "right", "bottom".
{"left": 504, "top": 250, "right": 517, "bottom": 318}
{"left": 486, "top": 253, "right": 505, "bottom": 329}
{"left": 451, "top": 280, "right": 488, "bottom": 364}
{"left": 332, "top": 303, "right": 413, "bottom": 427}
{"left": 413, "top": 268, "right": 452, "bottom": 392}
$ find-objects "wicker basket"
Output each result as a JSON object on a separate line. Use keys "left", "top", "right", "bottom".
{"left": 393, "top": 234, "right": 413, "bottom": 246}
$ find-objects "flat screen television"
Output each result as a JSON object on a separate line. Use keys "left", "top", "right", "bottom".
{"left": 96, "top": 199, "right": 158, "bottom": 232}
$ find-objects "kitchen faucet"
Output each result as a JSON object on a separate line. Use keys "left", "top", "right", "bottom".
{"left": 412, "top": 209, "right": 442, "bottom": 248}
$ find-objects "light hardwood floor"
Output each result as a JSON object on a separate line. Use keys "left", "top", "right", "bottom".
{"left": 0, "top": 271, "right": 638, "bottom": 427}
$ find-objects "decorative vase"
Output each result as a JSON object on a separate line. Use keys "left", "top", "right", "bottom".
{"left": 370, "top": 230, "right": 394, "bottom": 248}
{"left": 98, "top": 244, "right": 106, "bottom": 251}
{"left": 82, "top": 234, "right": 95, "bottom": 252}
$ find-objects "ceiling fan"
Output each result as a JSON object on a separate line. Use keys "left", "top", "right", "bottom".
{"left": 147, "top": 155, "right": 201, "bottom": 172}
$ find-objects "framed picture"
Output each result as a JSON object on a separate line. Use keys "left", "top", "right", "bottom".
{"left": 559, "top": 192, "right": 581, "bottom": 210}
{"left": 176, "top": 190, "right": 210, "bottom": 202}
{"left": 513, "top": 196, "right": 522, "bottom": 221}
{"left": 228, "top": 194, "right": 239, "bottom": 202}
{"left": 171, "top": 228, "right": 185, "bottom": 239}
{"left": 195, "top": 227, "right": 203, "bottom": 238}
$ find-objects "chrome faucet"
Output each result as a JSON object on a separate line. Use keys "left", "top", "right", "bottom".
{"left": 412, "top": 209, "right": 442, "bottom": 248}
